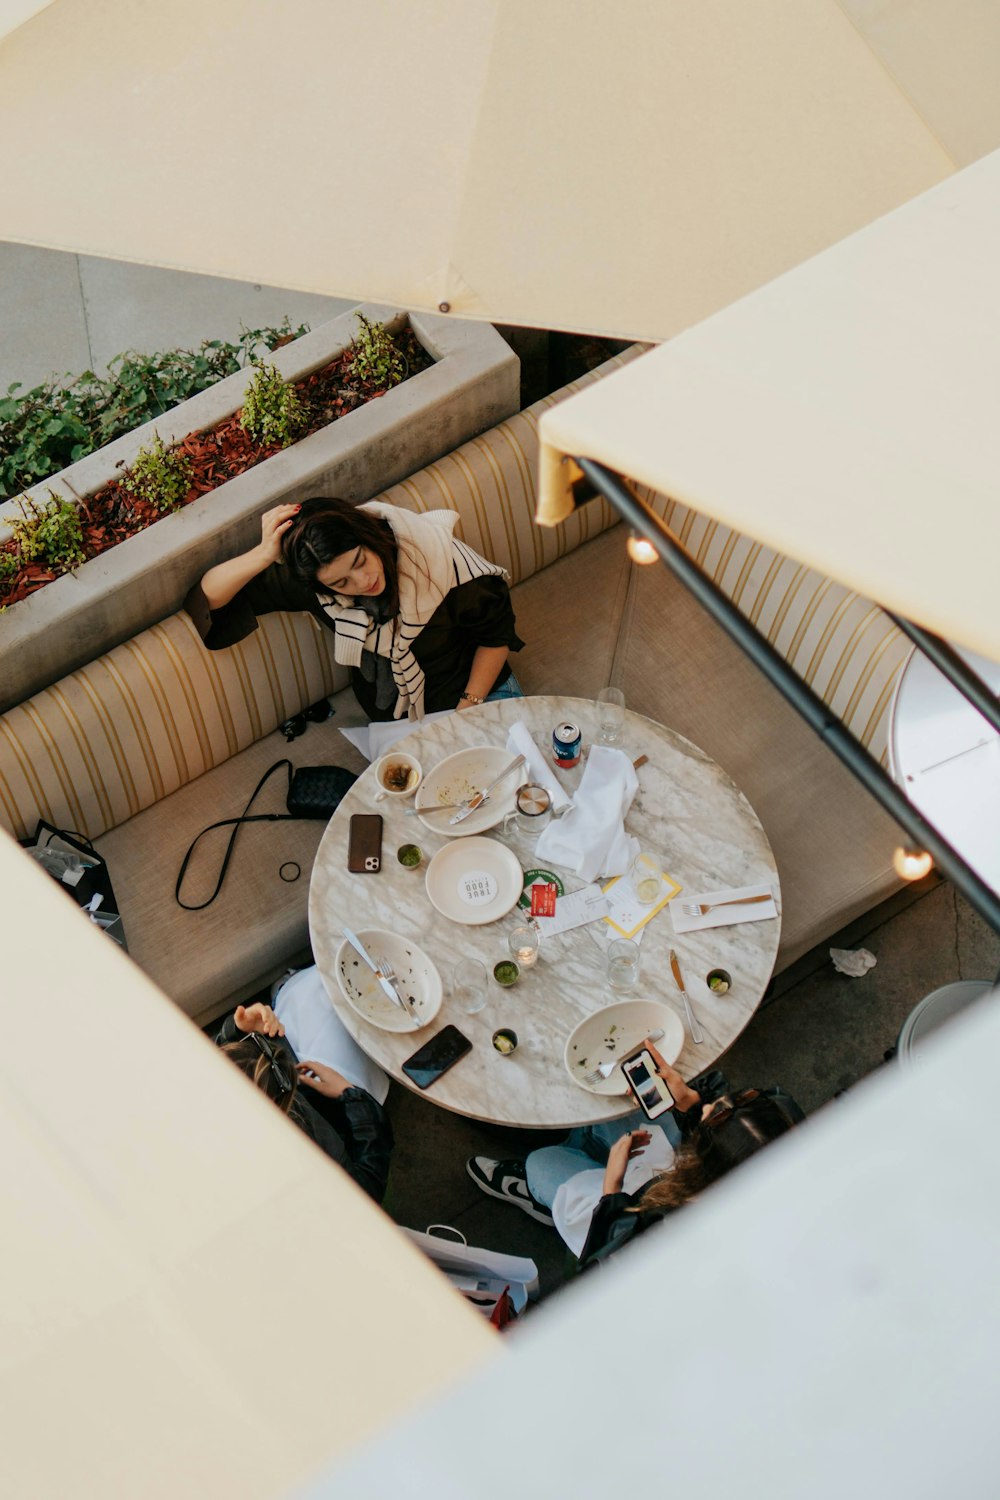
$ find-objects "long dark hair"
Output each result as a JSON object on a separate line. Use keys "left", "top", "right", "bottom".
{"left": 282, "top": 497, "right": 400, "bottom": 614}
{"left": 222, "top": 1034, "right": 300, "bottom": 1117}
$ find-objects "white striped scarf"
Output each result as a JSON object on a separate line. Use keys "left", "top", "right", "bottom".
{"left": 316, "top": 502, "right": 507, "bottom": 720}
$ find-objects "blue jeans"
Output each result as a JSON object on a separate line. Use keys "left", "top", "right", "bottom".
{"left": 525, "top": 1108, "right": 682, "bottom": 1209}
{"left": 485, "top": 672, "right": 524, "bottom": 703}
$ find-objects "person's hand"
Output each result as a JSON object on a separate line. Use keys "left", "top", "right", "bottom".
{"left": 645, "top": 1038, "right": 671, "bottom": 1075}
{"left": 233, "top": 1002, "right": 285, "bottom": 1037}
{"left": 258, "top": 503, "right": 301, "bottom": 565}
{"left": 607, "top": 1129, "right": 651, "bottom": 1176}
{"left": 297, "top": 1060, "right": 352, "bottom": 1099}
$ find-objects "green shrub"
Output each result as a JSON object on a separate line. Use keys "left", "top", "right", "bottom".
{"left": 120, "top": 433, "right": 193, "bottom": 513}
{"left": 7, "top": 491, "right": 86, "bottom": 574}
{"left": 240, "top": 362, "right": 307, "bottom": 448}
{"left": 0, "top": 320, "right": 308, "bottom": 499}
{"left": 350, "top": 313, "right": 406, "bottom": 390}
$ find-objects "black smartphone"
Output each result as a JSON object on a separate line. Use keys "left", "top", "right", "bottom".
{"left": 621, "top": 1048, "right": 675, "bottom": 1120}
{"left": 347, "top": 813, "right": 383, "bottom": 873}
{"left": 401, "top": 1025, "right": 472, "bottom": 1090}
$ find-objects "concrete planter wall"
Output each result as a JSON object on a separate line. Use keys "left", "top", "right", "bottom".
{"left": 0, "top": 304, "right": 518, "bottom": 711}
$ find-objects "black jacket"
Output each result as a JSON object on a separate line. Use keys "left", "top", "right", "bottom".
{"left": 214, "top": 1014, "right": 393, "bottom": 1201}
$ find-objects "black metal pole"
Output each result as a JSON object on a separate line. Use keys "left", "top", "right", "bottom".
{"left": 884, "top": 613, "right": 1000, "bottom": 737}
{"left": 576, "top": 458, "right": 1000, "bottom": 938}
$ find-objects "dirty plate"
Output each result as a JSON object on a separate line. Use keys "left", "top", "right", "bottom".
{"left": 425, "top": 836, "right": 523, "bottom": 925}
{"left": 415, "top": 746, "right": 520, "bottom": 837}
{"left": 564, "top": 999, "right": 685, "bottom": 1096}
{"left": 335, "top": 929, "right": 442, "bottom": 1032}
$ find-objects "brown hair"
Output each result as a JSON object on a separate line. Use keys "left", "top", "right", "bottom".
{"left": 630, "top": 1142, "right": 723, "bottom": 1213}
{"left": 222, "top": 1034, "right": 299, "bottom": 1115}
{"left": 281, "top": 497, "right": 400, "bottom": 615}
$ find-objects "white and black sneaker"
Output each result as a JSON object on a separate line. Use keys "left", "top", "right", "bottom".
{"left": 466, "top": 1156, "right": 554, "bottom": 1226}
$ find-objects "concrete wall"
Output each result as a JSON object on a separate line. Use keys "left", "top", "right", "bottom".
{"left": 0, "top": 305, "right": 518, "bottom": 710}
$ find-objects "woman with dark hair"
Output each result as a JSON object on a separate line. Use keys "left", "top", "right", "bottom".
{"left": 214, "top": 997, "right": 393, "bottom": 1202}
{"left": 467, "top": 1040, "right": 802, "bottom": 1268}
{"left": 191, "top": 497, "right": 524, "bottom": 721}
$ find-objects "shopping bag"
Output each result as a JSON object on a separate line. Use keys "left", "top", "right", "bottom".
{"left": 21, "top": 821, "right": 127, "bottom": 951}
{"left": 404, "top": 1224, "right": 539, "bottom": 1322}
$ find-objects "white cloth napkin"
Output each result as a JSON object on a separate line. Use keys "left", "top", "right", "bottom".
{"left": 505, "top": 720, "right": 571, "bottom": 809}
{"left": 669, "top": 882, "right": 778, "bottom": 934}
{"left": 535, "top": 745, "right": 639, "bottom": 881}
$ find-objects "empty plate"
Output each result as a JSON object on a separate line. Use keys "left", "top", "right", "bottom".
{"left": 424, "top": 836, "right": 524, "bottom": 925}
{"left": 335, "top": 929, "right": 442, "bottom": 1032}
{"left": 564, "top": 999, "right": 685, "bottom": 1096}
{"left": 415, "top": 745, "right": 521, "bottom": 837}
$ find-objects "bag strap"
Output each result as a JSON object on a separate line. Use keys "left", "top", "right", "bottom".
{"left": 175, "top": 760, "right": 295, "bottom": 912}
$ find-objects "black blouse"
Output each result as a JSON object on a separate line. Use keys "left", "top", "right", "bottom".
{"left": 188, "top": 563, "right": 523, "bottom": 721}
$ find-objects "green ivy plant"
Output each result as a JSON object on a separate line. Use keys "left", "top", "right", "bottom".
{"left": 119, "top": 433, "right": 193, "bottom": 513}
{"left": 350, "top": 313, "right": 406, "bottom": 390}
{"left": 7, "top": 490, "right": 87, "bottom": 574}
{"left": 0, "top": 319, "right": 309, "bottom": 499}
{"left": 239, "top": 362, "right": 307, "bottom": 448}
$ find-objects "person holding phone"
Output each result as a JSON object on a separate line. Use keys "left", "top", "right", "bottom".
{"left": 189, "top": 497, "right": 524, "bottom": 721}
{"left": 214, "top": 988, "right": 393, "bottom": 1202}
{"left": 467, "top": 1040, "right": 802, "bottom": 1266}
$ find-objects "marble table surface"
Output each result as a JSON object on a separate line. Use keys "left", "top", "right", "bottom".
{"left": 309, "top": 695, "right": 781, "bottom": 1128}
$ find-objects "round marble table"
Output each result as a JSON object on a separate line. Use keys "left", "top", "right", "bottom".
{"left": 309, "top": 695, "right": 781, "bottom": 1128}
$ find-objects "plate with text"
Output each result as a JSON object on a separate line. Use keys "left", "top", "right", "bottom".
{"left": 424, "top": 836, "right": 524, "bottom": 925}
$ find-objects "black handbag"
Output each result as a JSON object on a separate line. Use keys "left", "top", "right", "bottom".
{"left": 175, "top": 758, "right": 357, "bottom": 911}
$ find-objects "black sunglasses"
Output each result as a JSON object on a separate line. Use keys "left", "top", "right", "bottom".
{"left": 280, "top": 698, "right": 334, "bottom": 741}
{"left": 249, "top": 1032, "right": 294, "bottom": 1097}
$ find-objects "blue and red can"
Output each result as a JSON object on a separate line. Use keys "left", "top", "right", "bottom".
{"left": 552, "top": 721, "right": 582, "bottom": 768}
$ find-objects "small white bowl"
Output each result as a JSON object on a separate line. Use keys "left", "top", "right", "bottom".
{"left": 374, "top": 751, "right": 423, "bottom": 799}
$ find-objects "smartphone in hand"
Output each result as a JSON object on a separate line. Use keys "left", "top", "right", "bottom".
{"left": 621, "top": 1048, "right": 674, "bottom": 1120}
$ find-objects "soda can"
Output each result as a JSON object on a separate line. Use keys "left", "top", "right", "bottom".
{"left": 552, "top": 721, "right": 582, "bottom": 768}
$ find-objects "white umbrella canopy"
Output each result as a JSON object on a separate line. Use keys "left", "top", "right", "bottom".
{"left": 538, "top": 150, "right": 1000, "bottom": 661}
{"left": 0, "top": 0, "right": 972, "bottom": 342}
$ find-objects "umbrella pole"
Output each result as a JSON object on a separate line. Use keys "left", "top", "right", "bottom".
{"left": 574, "top": 457, "right": 1000, "bottom": 941}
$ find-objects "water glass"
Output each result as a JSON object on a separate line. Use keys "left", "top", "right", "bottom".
{"left": 630, "top": 850, "right": 663, "bottom": 905}
{"left": 596, "top": 686, "right": 626, "bottom": 746}
{"left": 607, "top": 938, "right": 641, "bottom": 990}
{"left": 452, "top": 957, "right": 488, "bottom": 1014}
{"left": 508, "top": 923, "right": 540, "bottom": 968}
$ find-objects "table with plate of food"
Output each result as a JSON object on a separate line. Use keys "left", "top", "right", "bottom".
{"left": 308, "top": 695, "right": 781, "bottom": 1128}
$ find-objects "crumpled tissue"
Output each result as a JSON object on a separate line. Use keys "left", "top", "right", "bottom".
{"left": 830, "top": 947, "right": 877, "bottom": 977}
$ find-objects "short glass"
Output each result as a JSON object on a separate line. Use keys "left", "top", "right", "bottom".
{"left": 508, "top": 923, "right": 539, "bottom": 968}
{"left": 452, "top": 957, "right": 488, "bottom": 1014}
{"left": 596, "top": 686, "right": 626, "bottom": 746}
{"left": 630, "top": 851, "right": 663, "bottom": 905}
{"left": 492, "top": 1027, "right": 518, "bottom": 1055}
{"left": 493, "top": 959, "right": 520, "bottom": 987}
{"left": 396, "top": 843, "right": 423, "bottom": 869}
{"left": 607, "top": 938, "right": 641, "bottom": 990}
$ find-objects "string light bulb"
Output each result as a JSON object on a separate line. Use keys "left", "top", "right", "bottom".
{"left": 626, "top": 531, "right": 658, "bottom": 565}
{"left": 893, "top": 846, "right": 933, "bottom": 881}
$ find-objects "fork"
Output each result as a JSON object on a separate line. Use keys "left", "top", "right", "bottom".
{"left": 582, "top": 1027, "right": 665, "bottom": 1085}
{"left": 682, "top": 893, "right": 772, "bottom": 917}
{"left": 375, "top": 957, "right": 421, "bottom": 1026}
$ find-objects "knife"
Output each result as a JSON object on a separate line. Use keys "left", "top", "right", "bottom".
{"left": 343, "top": 927, "right": 410, "bottom": 1016}
{"left": 668, "top": 948, "right": 704, "bottom": 1045}
{"left": 448, "top": 754, "right": 526, "bottom": 826}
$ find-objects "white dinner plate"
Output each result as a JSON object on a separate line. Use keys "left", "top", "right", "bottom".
{"left": 335, "top": 929, "right": 442, "bottom": 1032}
{"left": 424, "top": 836, "right": 524, "bottom": 926}
{"left": 415, "top": 745, "right": 520, "bottom": 837}
{"left": 563, "top": 999, "right": 686, "bottom": 1096}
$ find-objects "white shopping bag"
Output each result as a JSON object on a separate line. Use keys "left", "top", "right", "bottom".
{"left": 404, "top": 1225, "right": 539, "bottom": 1304}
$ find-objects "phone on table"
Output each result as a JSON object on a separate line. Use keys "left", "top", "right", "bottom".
{"left": 402, "top": 1025, "right": 472, "bottom": 1090}
{"left": 347, "top": 813, "right": 383, "bottom": 873}
{"left": 621, "top": 1048, "right": 675, "bottom": 1121}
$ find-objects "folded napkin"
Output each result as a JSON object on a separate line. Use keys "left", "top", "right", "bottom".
{"left": 669, "top": 882, "right": 778, "bottom": 935}
{"left": 535, "top": 745, "right": 639, "bottom": 881}
{"left": 506, "top": 721, "right": 571, "bottom": 810}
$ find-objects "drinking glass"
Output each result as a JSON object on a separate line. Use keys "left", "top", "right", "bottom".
{"left": 596, "top": 686, "right": 626, "bottom": 746}
{"left": 630, "top": 851, "right": 663, "bottom": 905}
{"left": 508, "top": 923, "right": 540, "bottom": 968}
{"left": 607, "top": 938, "right": 641, "bottom": 990}
{"left": 452, "top": 956, "right": 488, "bottom": 1014}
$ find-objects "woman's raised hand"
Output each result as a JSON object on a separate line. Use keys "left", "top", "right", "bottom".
{"left": 233, "top": 1002, "right": 285, "bottom": 1037}
{"left": 258, "top": 503, "right": 301, "bottom": 564}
